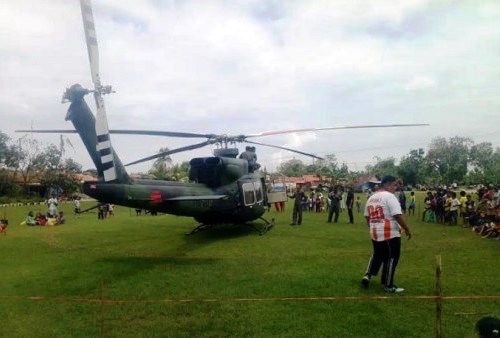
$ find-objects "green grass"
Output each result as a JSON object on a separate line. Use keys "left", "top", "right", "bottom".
{"left": 0, "top": 195, "right": 498, "bottom": 337}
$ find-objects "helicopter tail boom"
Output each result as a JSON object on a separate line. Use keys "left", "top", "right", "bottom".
{"left": 65, "top": 86, "right": 130, "bottom": 184}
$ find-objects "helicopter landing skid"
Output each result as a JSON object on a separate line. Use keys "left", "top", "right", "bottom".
{"left": 250, "top": 217, "right": 275, "bottom": 236}
{"left": 185, "top": 217, "right": 275, "bottom": 236}
{"left": 185, "top": 223, "right": 213, "bottom": 235}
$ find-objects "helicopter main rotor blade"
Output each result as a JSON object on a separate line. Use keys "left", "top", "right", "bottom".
{"left": 245, "top": 140, "right": 324, "bottom": 160}
{"left": 124, "top": 140, "right": 212, "bottom": 167}
{"left": 16, "top": 129, "right": 78, "bottom": 134}
{"left": 244, "top": 123, "right": 429, "bottom": 138}
{"left": 80, "top": 0, "right": 117, "bottom": 182}
{"left": 15, "top": 129, "right": 212, "bottom": 138}
{"left": 106, "top": 130, "right": 214, "bottom": 138}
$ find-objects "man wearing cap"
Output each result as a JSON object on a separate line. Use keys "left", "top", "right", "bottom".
{"left": 361, "top": 175, "right": 412, "bottom": 293}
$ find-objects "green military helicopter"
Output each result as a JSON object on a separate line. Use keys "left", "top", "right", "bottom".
{"left": 18, "top": 0, "right": 428, "bottom": 234}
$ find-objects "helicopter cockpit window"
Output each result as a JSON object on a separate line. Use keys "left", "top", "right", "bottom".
{"left": 242, "top": 182, "right": 256, "bottom": 205}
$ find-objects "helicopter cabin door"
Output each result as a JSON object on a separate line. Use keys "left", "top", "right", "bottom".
{"left": 239, "top": 179, "right": 264, "bottom": 207}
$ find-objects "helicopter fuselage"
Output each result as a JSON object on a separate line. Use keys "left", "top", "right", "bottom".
{"left": 82, "top": 171, "right": 268, "bottom": 224}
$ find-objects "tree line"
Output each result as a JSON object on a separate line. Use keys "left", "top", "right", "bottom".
{"left": 2, "top": 131, "right": 498, "bottom": 201}
{"left": 276, "top": 136, "right": 500, "bottom": 187}
{"left": 0, "top": 131, "right": 82, "bottom": 201}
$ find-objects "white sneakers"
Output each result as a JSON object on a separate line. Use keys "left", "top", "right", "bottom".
{"left": 361, "top": 275, "right": 370, "bottom": 289}
{"left": 384, "top": 285, "right": 405, "bottom": 293}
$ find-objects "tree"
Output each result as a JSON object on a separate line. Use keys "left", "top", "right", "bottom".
{"left": 468, "top": 143, "right": 500, "bottom": 185}
{"left": 486, "top": 148, "right": 500, "bottom": 185}
{"left": 278, "top": 159, "right": 306, "bottom": 177}
{"left": 148, "top": 147, "right": 173, "bottom": 180}
{"left": 426, "top": 136, "right": 472, "bottom": 184}
{"left": 38, "top": 145, "right": 82, "bottom": 196}
{"left": 0, "top": 131, "right": 10, "bottom": 165}
{"left": 398, "top": 148, "right": 425, "bottom": 186}
{"left": 0, "top": 132, "right": 20, "bottom": 196}
{"left": 167, "top": 161, "right": 190, "bottom": 182}
{"left": 320, "top": 154, "right": 340, "bottom": 176}
{"left": 40, "top": 171, "right": 81, "bottom": 197}
{"left": 63, "top": 158, "right": 83, "bottom": 173}
{"left": 365, "top": 157, "right": 398, "bottom": 178}
{"left": 16, "top": 137, "right": 47, "bottom": 191}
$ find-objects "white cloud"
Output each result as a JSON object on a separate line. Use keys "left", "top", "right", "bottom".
{"left": 404, "top": 75, "right": 437, "bottom": 92}
{"left": 1, "top": 0, "right": 499, "bottom": 173}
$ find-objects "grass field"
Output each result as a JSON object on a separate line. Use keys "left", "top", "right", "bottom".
{"left": 0, "top": 194, "right": 498, "bottom": 337}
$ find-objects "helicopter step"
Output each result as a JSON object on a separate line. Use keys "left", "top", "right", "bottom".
{"left": 251, "top": 216, "right": 275, "bottom": 235}
{"left": 185, "top": 217, "right": 275, "bottom": 236}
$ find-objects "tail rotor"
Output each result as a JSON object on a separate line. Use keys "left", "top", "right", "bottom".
{"left": 79, "top": 0, "right": 117, "bottom": 182}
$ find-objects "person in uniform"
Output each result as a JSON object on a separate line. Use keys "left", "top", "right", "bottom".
{"left": 346, "top": 187, "right": 355, "bottom": 224}
{"left": 327, "top": 187, "right": 340, "bottom": 223}
{"left": 239, "top": 146, "right": 260, "bottom": 172}
{"left": 288, "top": 187, "right": 305, "bottom": 225}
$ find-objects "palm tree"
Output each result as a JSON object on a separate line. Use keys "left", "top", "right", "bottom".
{"left": 148, "top": 147, "right": 172, "bottom": 180}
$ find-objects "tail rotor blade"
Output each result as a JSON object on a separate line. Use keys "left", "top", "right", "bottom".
{"left": 79, "top": 0, "right": 117, "bottom": 182}
{"left": 80, "top": 0, "right": 101, "bottom": 87}
{"left": 95, "top": 92, "right": 117, "bottom": 181}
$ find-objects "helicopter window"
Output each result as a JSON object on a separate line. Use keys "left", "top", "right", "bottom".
{"left": 254, "top": 181, "right": 263, "bottom": 203}
{"left": 242, "top": 182, "right": 256, "bottom": 205}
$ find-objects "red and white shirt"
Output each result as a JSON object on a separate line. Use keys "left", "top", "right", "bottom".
{"left": 364, "top": 190, "right": 402, "bottom": 241}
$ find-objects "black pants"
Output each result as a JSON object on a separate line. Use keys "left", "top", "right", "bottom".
{"left": 292, "top": 204, "right": 302, "bottom": 225}
{"left": 364, "top": 237, "right": 401, "bottom": 287}
{"left": 328, "top": 205, "right": 339, "bottom": 223}
{"left": 347, "top": 207, "right": 354, "bottom": 224}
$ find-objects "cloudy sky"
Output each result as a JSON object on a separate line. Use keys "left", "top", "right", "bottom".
{"left": 1, "top": 0, "right": 499, "bottom": 173}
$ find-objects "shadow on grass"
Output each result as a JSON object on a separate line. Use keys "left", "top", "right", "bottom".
{"left": 183, "top": 222, "right": 269, "bottom": 242}
{"left": 99, "top": 255, "right": 218, "bottom": 268}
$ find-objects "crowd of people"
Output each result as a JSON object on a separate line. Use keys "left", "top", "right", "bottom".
{"left": 286, "top": 185, "right": 358, "bottom": 226}
{"left": 20, "top": 193, "right": 66, "bottom": 226}
{"left": 22, "top": 210, "right": 65, "bottom": 226}
{"left": 420, "top": 185, "right": 500, "bottom": 240}
{"left": 97, "top": 202, "right": 114, "bottom": 220}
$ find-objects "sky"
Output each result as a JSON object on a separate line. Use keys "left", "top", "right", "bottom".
{"left": 1, "top": 0, "right": 499, "bottom": 174}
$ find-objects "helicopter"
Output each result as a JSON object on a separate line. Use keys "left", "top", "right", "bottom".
{"left": 18, "top": 0, "right": 429, "bottom": 235}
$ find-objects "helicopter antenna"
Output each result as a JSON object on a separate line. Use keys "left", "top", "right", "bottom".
{"left": 79, "top": 0, "right": 117, "bottom": 182}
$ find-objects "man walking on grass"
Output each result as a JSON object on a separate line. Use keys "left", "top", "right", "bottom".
{"left": 361, "top": 175, "right": 412, "bottom": 293}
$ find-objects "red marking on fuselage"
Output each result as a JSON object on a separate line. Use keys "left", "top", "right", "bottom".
{"left": 150, "top": 190, "right": 162, "bottom": 204}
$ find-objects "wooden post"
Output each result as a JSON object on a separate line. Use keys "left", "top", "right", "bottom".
{"left": 435, "top": 255, "right": 443, "bottom": 338}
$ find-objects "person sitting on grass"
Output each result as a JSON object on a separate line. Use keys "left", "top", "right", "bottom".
{"left": 479, "top": 206, "right": 500, "bottom": 238}
{"left": 22, "top": 211, "right": 37, "bottom": 226}
{"left": 57, "top": 211, "right": 65, "bottom": 225}
{"left": 46, "top": 216, "right": 57, "bottom": 226}
{"left": 0, "top": 219, "right": 8, "bottom": 234}
{"left": 35, "top": 212, "right": 47, "bottom": 226}
{"left": 481, "top": 221, "right": 500, "bottom": 239}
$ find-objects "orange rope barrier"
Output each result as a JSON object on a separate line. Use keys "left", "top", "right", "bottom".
{"left": 0, "top": 294, "right": 499, "bottom": 305}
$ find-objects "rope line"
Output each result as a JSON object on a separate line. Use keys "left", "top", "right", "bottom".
{"left": 0, "top": 295, "right": 499, "bottom": 305}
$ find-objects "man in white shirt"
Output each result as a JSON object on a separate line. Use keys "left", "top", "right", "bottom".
{"left": 361, "top": 175, "right": 412, "bottom": 293}
{"left": 47, "top": 194, "right": 58, "bottom": 218}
